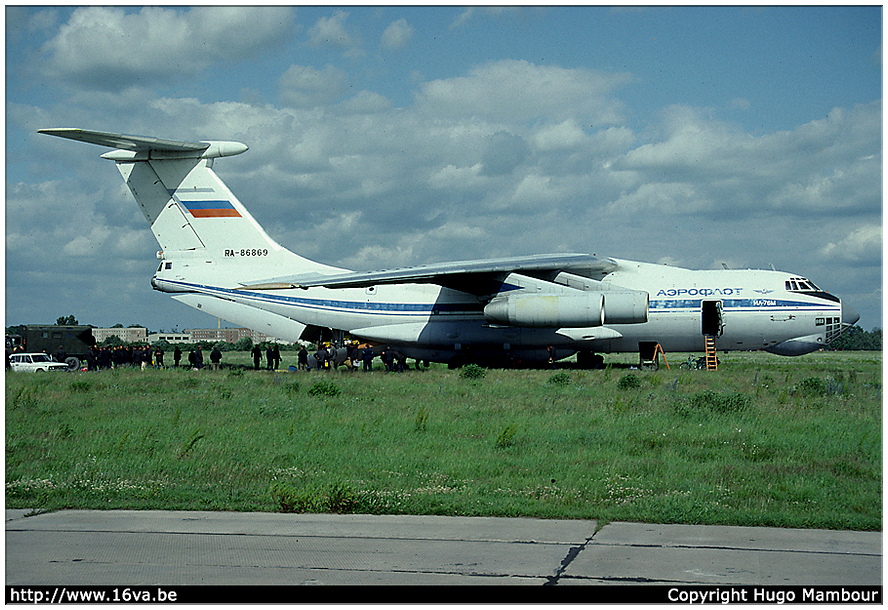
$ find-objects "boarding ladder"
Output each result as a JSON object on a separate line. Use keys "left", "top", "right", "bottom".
{"left": 704, "top": 335, "right": 718, "bottom": 371}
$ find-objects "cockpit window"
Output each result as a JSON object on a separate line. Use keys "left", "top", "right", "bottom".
{"left": 786, "top": 277, "right": 820, "bottom": 292}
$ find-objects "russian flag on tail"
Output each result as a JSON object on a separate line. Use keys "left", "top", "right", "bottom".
{"left": 180, "top": 200, "right": 241, "bottom": 218}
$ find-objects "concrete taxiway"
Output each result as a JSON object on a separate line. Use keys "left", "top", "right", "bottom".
{"left": 6, "top": 509, "right": 882, "bottom": 591}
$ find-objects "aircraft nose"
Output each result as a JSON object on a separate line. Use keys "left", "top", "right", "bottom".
{"left": 842, "top": 301, "right": 860, "bottom": 327}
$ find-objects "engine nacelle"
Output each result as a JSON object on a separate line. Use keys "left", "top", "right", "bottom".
{"left": 483, "top": 291, "right": 649, "bottom": 328}
{"left": 484, "top": 293, "right": 605, "bottom": 328}
{"left": 601, "top": 291, "right": 649, "bottom": 324}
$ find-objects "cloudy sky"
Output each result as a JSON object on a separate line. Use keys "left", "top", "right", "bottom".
{"left": 5, "top": 5, "right": 882, "bottom": 334}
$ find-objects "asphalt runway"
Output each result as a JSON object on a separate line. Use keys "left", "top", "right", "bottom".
{"left": 5, "top": 509, "right": 882, "bottom": 602}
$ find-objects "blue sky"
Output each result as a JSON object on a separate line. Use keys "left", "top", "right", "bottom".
{"left": 5, "top": 5, "right": 882, "bottom": 334}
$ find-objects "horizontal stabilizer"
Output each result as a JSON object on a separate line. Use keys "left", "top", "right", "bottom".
{"left": 39, "top": 128, "right": 247, "bottom": 160}
{"left": 39, "top": 128, "right": 209, "bottom": 152}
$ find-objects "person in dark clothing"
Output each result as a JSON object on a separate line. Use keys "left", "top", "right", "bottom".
{"left": 345, "top": 342, "right": 359, "bottom": 371}
{"left": 361, "top": 345, "right": 374, "bottom": 372}
{"left": 99, "top": 347, "right": 112, "bottom": 370}
{"left": 210, "top": 346, "right": 222, "bottom": 370}
{"left": 195, "top": 346, "right": 204, "bottom": 369}
{"left": 297, "top": 346, "right": 308, "bottom": 371}
{"left": 381, "top": 347, "right": 395, "bottom": 372}
{"left": 251, "top": 344, "right": 262, "bottom": 370}
{"left": 266, "top": 345, "right": 274, "bottom": 370}
{"left": 174, "top": 346, "right": 182, "bottom": 367}
{"left": 85, "top": 346, "right": 97, "bottom": 371}
{"left": 272, "top": 344, "right": 281, "bottom": 370}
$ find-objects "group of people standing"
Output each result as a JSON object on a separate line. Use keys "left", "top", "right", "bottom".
{"left": 74, "top": 344, "right": 225, "bottom": 371}
{"left": 11, "top": 338, "right": 418, "bottom": 374}
{"left": 251, "top": 343, "right": 281, "bottom": 370}
{"left": 290, "top": 342, "right": 411, "bottom": 373}
{"left": 81, "top": 344, "right": 163, "bottom": 370}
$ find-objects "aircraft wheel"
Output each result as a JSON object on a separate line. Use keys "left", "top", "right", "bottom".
{"left": 577, "top": 351, "right": 604, "bottom": 369}
{"left": 64, "top": 356, "right": 81, "bottom": 371}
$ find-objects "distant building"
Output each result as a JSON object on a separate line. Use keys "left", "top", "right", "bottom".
{"left": 147, "top": 332, "right": 193, "bottom": 344}
{"left": 92, "top": 327, "right": 148, "bottom": 343}
{"left": 184, "top": 327, "right": 288, "bottom": 344}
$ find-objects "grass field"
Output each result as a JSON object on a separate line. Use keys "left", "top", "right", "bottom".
{"left": 5, "top": 350, "right": 881, "bottom": 530}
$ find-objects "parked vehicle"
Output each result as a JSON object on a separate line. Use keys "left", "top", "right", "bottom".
{"left": 8, "top": 353, "right": 69, "bottom": 372}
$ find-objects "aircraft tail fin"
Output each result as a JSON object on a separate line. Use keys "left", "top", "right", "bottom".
{"left": 39, "top": 129, "right": 340, "bottom": 282}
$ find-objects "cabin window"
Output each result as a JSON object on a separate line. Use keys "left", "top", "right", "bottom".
{"left": 165, "top": 262, "right": 173, "bottom": 270}
{"left": 816, "top": 318, "right": 825, "bottom": 326}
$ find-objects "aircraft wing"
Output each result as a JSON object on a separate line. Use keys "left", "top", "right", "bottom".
{"left": 240, "top": 253, "right": 618, "bottom": 295}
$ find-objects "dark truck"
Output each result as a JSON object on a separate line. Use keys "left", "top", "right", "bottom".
{"left": 6, "top": 325, "right": 96, "bottom": 371}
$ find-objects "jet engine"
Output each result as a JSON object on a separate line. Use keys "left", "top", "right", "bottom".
{"left": 483, "top": 291, "right": 648, "bottom": 328}
{"left": 600, "top": 290, "right": 649, "bottom": 325}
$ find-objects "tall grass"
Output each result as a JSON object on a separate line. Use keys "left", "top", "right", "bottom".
{"left": 5, "top": 351, "right": 881, "bottom": 530}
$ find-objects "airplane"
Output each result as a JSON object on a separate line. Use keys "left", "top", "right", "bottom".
{"left": 39, "top": 128, "right": 860, "bottom": 367}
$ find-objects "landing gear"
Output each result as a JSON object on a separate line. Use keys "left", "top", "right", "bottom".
{"left": 576, "top": 350, "right": 604, "bottom": 369}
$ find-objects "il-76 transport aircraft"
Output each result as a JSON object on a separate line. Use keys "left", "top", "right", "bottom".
{"left": 40, "top": 128, "right": 859, "bottom": 366}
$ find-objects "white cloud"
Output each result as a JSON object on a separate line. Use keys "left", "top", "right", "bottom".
{"left": 415, "top": 60, "right": 632, "bottom": 125}
{"left": 278, "top": 64, "right": 349, "bottom": 108}
{"left": 449, "top": 7, "right": 476, "bottom": 29}
{"left": 429, "top": 163, "right": 484, "bottom": 190}
{"left": 307, "top": 9, "right": 363, "bottom": 57}
{"left": 381, "top": 18, "right": 413, "bottom": 51}
{"left": 612, "top": 102, "right": 881, "bottom": 218}
{"left": 511, "top": 173, "right": 563, "bottom": 208}
{"left": 39, "top": 6, "right": 295, "bottom": 91}
{"left": 820, "top": 224, "right": 882, "bottom": 264}
{"left": 532, "top": 119, "right": 588, "bottom": 152}
{"left": 607, "top": 182, "right": 709, "bottom": 215}
{"left": 449, "top": 6, "right": 520, "bottom": 29}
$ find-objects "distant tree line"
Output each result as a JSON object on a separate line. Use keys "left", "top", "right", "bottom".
{"left": 828, "top": 326, "right": 882, "bottom": 351}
